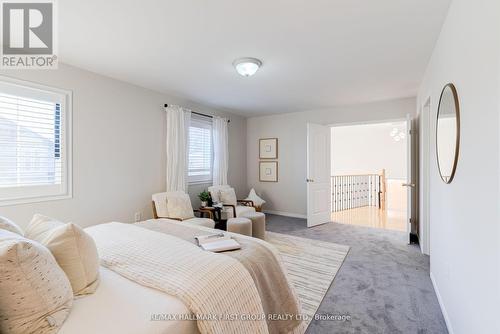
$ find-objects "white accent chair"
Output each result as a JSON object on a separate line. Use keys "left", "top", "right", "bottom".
{"left": 152, "top": 192, "right": 215, "bottom": 228}
{"left": 208, "top": 185, "right": 256, "bottom": 219}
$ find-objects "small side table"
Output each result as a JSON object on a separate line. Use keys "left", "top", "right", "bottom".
{"left": 198, "top": 206, "right": 224, "bottom": 229}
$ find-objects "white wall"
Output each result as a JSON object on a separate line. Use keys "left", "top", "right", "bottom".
{"left": 246, "top": 97, "right": 415, "bottom": 217}
{"left": 417, "top": 0, "right": 500, "bottom": 333}
{"left": 331, "top": 122, "right": 407, "bottom": 178}
{"left": 0, "top": 64, "right": 247, "bottom": 229}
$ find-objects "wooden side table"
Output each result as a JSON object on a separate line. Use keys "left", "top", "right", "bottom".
{"left": 198, "top": 206, "right": 224, "bottom": 229}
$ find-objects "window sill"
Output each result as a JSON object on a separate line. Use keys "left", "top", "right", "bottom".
{"left": 0, "top": 193, "right": 73, "bottom": 207}
{"left": 188, "top": 181, "right": 213, "bottom": 186}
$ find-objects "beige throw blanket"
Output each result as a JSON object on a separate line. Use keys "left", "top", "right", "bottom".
{"left": 137, "top": 219, "right": 305, "bottom": 334}
{"left": 86, "top": 222, "right": 268, "bottom": 334}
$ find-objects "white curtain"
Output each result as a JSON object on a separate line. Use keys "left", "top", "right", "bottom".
{"left": 212, "top": 116, "right": 229, "bottom": 186}
{"left": 165, "top": 105, "right": 191, "bottom": 191}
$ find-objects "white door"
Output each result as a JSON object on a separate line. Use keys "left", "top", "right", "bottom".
{"left": 403, "top": 115, "right": 415, "bottom": 243}
{"left": 307, "top": 123, "right": 331, "bottom": 227}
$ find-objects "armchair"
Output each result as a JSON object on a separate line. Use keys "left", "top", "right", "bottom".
{"left": 151, "top": 191, "right": 215, "bottom": 228}
{"left": 208, "top": 185, "right": 256, "bottom": 219}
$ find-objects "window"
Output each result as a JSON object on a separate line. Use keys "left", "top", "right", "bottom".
{"left": 188, "top": 114, "right": 212, "bottom": 184}
{"left": 0, "top": 78, "right": 72, "bottom": 205}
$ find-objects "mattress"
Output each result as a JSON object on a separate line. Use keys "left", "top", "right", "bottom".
{"left": 59, "top": 267, "right": 199, "bottom": 334}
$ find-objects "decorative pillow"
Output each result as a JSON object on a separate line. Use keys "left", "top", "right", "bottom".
{"left": 208, "top": 185, "right": 230, "bottom": 203}
{"left": 219, "top": 187, "right": 238, "bottom": 206}
{"left": 0, "top": 216, "right": 24, "bottom": 235}
{"left": 166, "top": 192, "right": 195, "bottom": 220}
{"left": 25, "top": 214, "right": 64, "bottom": 241}
{"left": 152, "top": 192, "right": 169, "bottom": 218}
{"left": 0, "top": 229, "right": 73, "bottom": 334}
{"left": 245, "top": 188, "right": 266, "bottom": 208}
{"left": 26, "top": 215, "right": 100, "bottom": 296}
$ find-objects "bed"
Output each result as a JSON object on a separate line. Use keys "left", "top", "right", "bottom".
{"left": 68, "top": 219, "right": 305, "bottom": 334}
{"left": 59, "top": 267, "right": 199, "bottom": 334}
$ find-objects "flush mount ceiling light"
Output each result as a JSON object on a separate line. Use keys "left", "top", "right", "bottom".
{"left": 233, "top": 57, "right": 262, "bottom": 77}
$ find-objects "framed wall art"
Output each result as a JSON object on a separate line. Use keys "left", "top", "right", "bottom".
{"left": 259, "top": 138, "right": 278, "bottom": 159}
{"left": 259, "top": 161, "right": 278, "bottom": 182}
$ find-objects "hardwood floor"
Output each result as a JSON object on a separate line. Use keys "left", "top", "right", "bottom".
{"left": 331, "top": 206, "right": 406, "bottom": 231}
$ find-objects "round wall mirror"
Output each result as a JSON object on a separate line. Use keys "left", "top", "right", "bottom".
{"left": 436, "top": 83, "right": 460, "bottom": 184}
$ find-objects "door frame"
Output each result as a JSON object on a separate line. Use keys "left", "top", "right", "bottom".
{"left": 419, "top": 98, "right": 431, "bottom": 255}
{"left": 328, "top": 117, "right": 409, "bottom": 128}
{"left": 329, "top": 117, "right": 416, "bottom": 239}
{"left": 405, "top": 115, "right": 413, "bottom": 244}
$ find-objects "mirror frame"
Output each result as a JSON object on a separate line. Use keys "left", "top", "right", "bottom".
{"left": 436, "top": 83, "right": 460, "bottom": 184}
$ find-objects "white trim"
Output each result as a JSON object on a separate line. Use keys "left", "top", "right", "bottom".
{"left": 0, "top": 75, "right": 73, "bottom": 102}
{"left": 187, "top": 176, "right": 213, "bottom": 184}
{"left": 264, "top": 210, "right": 307, "bottom": 219}
{"left": 405, "top": 114, "right": 412, "bottom": 244}
{"left": 420, "top": 97, "right": 431, "bottom": 255}
{"left": 0, "top": 194, "right": 72, "bottom": 207}
{"left": 328, "top": 117, "right": 408, "bottom": 128}
{"left": 430, "top": 272, "right": 454, "bottom": 334}
{"left": 188, "top": 180, "right": 212, "bottom": 186}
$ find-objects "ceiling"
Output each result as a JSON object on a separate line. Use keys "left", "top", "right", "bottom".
{"left": 59, "top": 0, "right": 451, "bottom": 116}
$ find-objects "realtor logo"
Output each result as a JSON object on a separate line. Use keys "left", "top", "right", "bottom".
{"left": 1, "top": 0, "right": 57, "bottom": 68}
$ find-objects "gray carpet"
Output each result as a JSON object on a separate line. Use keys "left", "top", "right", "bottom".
{"left": 266, "top": 214, "right": 448, "bottom": 334}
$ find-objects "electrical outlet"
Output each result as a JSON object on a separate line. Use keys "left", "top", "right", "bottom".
{"left": 134, "top": 212, "right": 142, "bottom": 222}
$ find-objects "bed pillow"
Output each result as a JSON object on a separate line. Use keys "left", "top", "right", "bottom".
{"left": 0, "top": 216, "right": 24, "bottom": 235}
{"left": 25, "top": 214, "right": 64, "bottom": 241}
{"left": 0, "top": 229, "right": 73, "bottom": 334}
{"left": 26, "top": 215, "right": 100, "bottom": 296}
{"left": 166, "top": 192, "right": 195, "bottom": 220}
{"left": 219, "top": 187, "right": 237, "bottom": 206}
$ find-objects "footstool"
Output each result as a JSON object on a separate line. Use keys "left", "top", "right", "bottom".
{"left": 227, "top": 217, "right": 252, "bottom": 237}
{"left": 241, "top": 211, "right": 266, "bottom": 239}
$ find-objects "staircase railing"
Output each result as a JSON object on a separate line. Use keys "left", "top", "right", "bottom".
{"left": 331, "top": 170, "right": 386, "bottom": 212}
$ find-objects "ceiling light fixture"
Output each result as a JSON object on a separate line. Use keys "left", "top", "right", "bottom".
{"left": 389, "top": 127, "right": 406, "bottom": 142}
{"left": 233, "top": 57, "right": 262, "bottom": 77}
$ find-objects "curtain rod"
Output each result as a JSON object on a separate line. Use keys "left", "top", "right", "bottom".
{"left": 164, "top": 104, "right": 230, "bottom": 123}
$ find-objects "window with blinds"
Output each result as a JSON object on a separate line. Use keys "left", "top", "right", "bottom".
{"left": 0, "top": 78, "right": 72, "bottom": 205}
{"left": 188, "top": 114, "right": 213, "bottom": 183}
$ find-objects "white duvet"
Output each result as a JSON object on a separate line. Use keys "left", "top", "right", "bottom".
{"left": 59, "top": 267, "right": 199, "bottom": 334}
{"left": 85, "top": 222, "right": 268, "bottom": 334}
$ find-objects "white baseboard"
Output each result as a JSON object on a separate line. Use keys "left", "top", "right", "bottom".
{"left": 263, "top": 210, "right": 307, "bottom": 219}
{"left": 430, "top": 272, "right": 454, "bottom": 334}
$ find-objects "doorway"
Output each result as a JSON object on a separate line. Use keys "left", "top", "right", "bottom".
{"left": 330, "top": 121, "right": 409, "bottom": 232}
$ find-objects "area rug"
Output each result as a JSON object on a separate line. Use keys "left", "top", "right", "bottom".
{"left": 265, "top": 232, "right": 350, "bottom": 327}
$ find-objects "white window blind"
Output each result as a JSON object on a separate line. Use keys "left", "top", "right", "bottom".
{"left": 0, "top": 78, "right": 72, "bottom": 205}
{"left": 188, "top": 114, "right": 213, "bottom": 183}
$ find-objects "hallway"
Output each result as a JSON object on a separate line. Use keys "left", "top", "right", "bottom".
{"left": 331, "top": 207, "right": 406, "bottom": 232}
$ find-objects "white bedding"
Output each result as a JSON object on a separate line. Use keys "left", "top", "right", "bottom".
{"left": 59, "top": 267, "right": 199, "bottom": 334}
